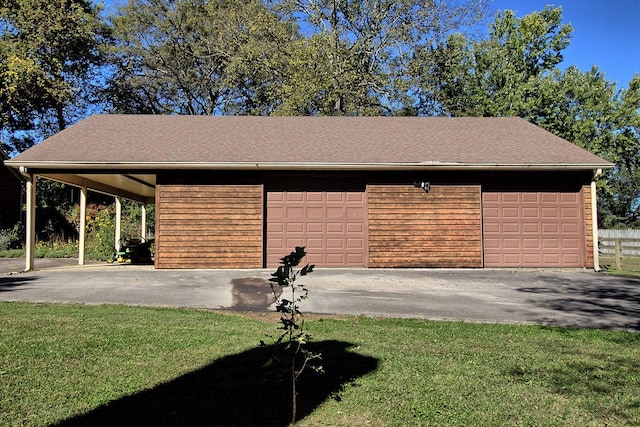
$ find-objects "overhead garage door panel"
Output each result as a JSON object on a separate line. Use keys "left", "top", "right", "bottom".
{"left": 266, "top": 178, "right": 367, "bottom": 267}
{"left": 483, "top": 192, "right": 585, "bottom": 267}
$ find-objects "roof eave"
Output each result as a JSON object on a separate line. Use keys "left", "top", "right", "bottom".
{"left": 5, "top": 160, "right": 615, "bottom": 172}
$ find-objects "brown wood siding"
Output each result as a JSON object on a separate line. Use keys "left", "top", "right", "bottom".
{"left": 155, "top": 184, "right": 263, "bottom": 268}
{"left": 583, "top": 185, "right": 594, "bottom": 269}
{"left": 368, "top": 185, "right": 482, "bottom": 268}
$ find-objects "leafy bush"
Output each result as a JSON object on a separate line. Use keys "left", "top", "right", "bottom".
{"left": 63, "top": 203, "right": 116, "bottom": 260}
{"left": 0, "top": 239, "right": 79, "bottom": 259}
{"left": 120, "top": 200, "right": 155, "bottom": 239}
{"left": 35, "top": 240, "right": 78, "bottom": 258}
{"left": 0, "top": 201, "right": 153, "bottom": 261}
{"left": 0, "top": 229, "right": 15, "bottom": 251}
{"left": 0, "top": 248, "right": 24, "bottom": 258}
{"left": 63, "top": 201, "right": 153, "bottom": 259}
{"left": 0, "top": 223, "right": 22, "bottom": 250}
{"left": 85, "top": 205, "right": 116, "bottom": 260}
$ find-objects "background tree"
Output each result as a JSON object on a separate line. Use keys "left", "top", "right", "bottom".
{"left": 107, "top": 0, "right": 298, "bottom": 115}
{"left": 272, "top": 0, "right": 489, "bottom": 115}
{"left": 545, "top": 71, "right": 640, "bottom": 228}
{"left": 421, "top": 6, "right": 640, "bottom": 227}
{"left": 418, "top": 6, "right": 571, "bottom": 116}
{"left": 0, "top": 0, "right": 109, "bottom": 153}
{"left": 108, "top": 0, "right": 489, "bottom": 116}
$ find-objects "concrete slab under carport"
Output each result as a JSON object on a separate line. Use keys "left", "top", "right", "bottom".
{"left": 1, "top": 260, "right": 638, "bottom": 331}
{"left": 0, "top": 258, "right": 106, "bottom": 274}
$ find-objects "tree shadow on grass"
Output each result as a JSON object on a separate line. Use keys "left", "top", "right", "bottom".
{"left": 55, "top": 340, "right": 378, "bottom": 427}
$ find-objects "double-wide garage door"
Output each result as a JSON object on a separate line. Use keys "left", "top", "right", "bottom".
{"left": 483, "top": 192, "right": 585, "bottom": 267}
{"left": 266, "top": 178, "right": 367, "bottom": 267}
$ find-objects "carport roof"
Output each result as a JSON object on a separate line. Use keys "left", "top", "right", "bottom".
{"left": 7, "top": 115, "right": 613, "bottom": 170}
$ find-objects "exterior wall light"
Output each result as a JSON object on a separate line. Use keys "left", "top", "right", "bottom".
{"left": 414, "top": 181, "right": 431, "bottom": 193}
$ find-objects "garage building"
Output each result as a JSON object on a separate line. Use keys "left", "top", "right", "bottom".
{"left": 6, "top": 115, "right": 613, "bottom": 269}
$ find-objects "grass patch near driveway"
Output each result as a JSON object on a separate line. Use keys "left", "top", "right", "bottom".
{"left": 602, "top": 268, "right": 640, "bottom": 278}
{"left": 1, "top": 302, "right": 639, "bottom": 426}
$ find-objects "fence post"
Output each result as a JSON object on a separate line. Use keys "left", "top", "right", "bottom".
{"left": 615, "top": 238, "right": 622, "bottom": 270}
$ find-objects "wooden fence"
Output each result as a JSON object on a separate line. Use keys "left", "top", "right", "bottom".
{"left": 598, "top": 229, "right": 640, "bottom": 270}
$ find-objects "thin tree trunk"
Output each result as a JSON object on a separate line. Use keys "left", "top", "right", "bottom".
{"left": 56, "top": 103, "right": 66, "bottom": 131}
{"left": 291, "top": 355, "right": 297, "bottom": 424}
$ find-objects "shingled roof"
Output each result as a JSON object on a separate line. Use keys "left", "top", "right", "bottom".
{"left": 7, "top": 115, "right": 612, "bottom": 170}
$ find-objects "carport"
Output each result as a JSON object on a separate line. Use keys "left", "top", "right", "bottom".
{"left": 15, "top": 169, "right": 155, "bottom": 271}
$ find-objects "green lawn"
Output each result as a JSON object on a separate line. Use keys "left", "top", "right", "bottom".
{"left": 600, "top": 255, "right": 640, "bottom": 276}
{"left": 1, "top": 302, "right": 639, "bottom": 426}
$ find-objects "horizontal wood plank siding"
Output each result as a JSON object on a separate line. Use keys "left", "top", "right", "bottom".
{"left": 368, "top": 185, "right": 482, "bottom": 267}
{"left": 583, "top": 185, "right": 594, "bottom": 269}
{"left": 156, "top": 184, "right": 263, "bottom": 268}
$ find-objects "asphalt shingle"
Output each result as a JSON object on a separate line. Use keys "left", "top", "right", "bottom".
{"left": 8, "top": 115, "right": 613, "bottom": 169}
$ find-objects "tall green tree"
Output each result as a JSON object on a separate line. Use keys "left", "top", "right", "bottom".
{"left": 416, "top": 6, "right": 571, "bottom": 116}
{"left": 107, "top": 0, "right": 298, "bottom": 115}
{"left": 0, "top": 0, "right": 109, "bottom": 153}
{"left": 106, "top": 0, "right": 490, "bottom": 116}
{"left": 421, "top": 6, "right": 640, "bottom": 227}
{"left": 535, "top": 68, "right": 640, "bottom": 227}
{"left": 273, "top": 0, "right": 489, "bottom": 115}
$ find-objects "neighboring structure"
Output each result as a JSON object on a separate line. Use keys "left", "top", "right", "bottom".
{"left": 6, "top": 115, "right": 613, "bottom": 270}
{"left": 0, "top": 148, "right": 22, "bottom": 229}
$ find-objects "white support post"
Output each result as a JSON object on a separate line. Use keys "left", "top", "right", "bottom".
{"left": 115, "top": 196, "right": 122, "bottom": 250}
{"left": 78, "top": 185, "right": 87, "bottom": 265}
{"left": 25, "top": 174, "right": 36, "bottom": 272}
{"left": 141, "top": 204, "right": 146, "bottom": 240}
{"left": 591, "top": 179, "right": 600, "bottom": 271}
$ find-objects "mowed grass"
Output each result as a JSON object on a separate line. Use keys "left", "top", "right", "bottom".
{"left": 600, "top": 255, "right": 640, "bottom": 276}
{"left": 1, "top": 302, "right": 639, "bottom": 426}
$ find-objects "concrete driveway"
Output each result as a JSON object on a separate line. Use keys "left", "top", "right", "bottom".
{"left": 1, "top": 259, "right": 639, "bottom": 331}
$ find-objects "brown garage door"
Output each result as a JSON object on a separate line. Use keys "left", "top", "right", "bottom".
{"left": 266, "top": 177, "right": 367, "bottom": 267}
{"left": 483, "top": 192, "right": 585, "bottom": 267}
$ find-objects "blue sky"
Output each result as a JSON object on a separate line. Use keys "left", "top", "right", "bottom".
{"left": 101, "top": 0, "right": 640, "bottom": 90}
{"left": 492, "top": 0, "right": 640, "bottom": 89}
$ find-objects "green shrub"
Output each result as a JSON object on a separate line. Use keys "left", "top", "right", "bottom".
{"left": 0, "top": 248, "right": 24, "bottom": 258}
{"left": 85, "top": 205, "right": 116, "bottom": 260}
{"left": 0, "top": 229, "right": 16, "bottom": 251}
{"left": 0, "top": 201, "right": 153, "bottom": 261}
{"left": 35, "top": 240, "right": 78, "bottom": 258}
{"left": 0, "top": 223, "right": 22, "bottom": 250}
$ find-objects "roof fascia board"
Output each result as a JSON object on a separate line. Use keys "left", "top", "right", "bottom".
{"left": 7, "top": 161, "right": 615, "bottom": 171}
